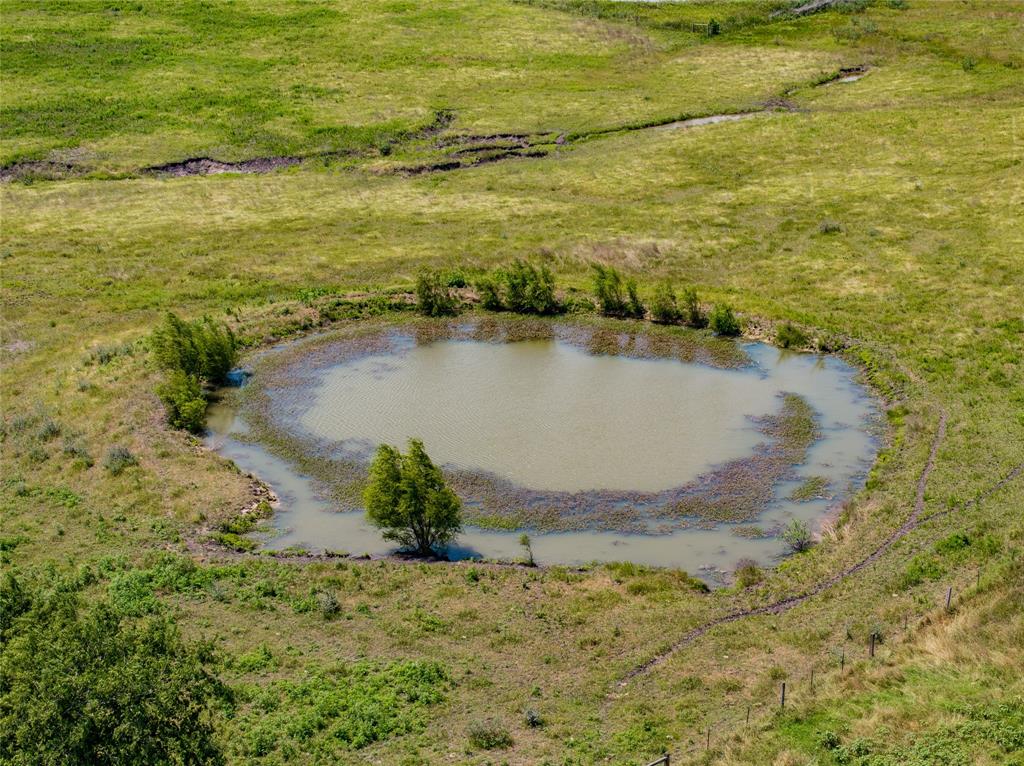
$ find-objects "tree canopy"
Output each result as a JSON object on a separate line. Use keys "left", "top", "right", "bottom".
{"left": 0, "top": 570, "right": 230, "bottom": 765}
{"left": 364, "top": 439, "right": 462, "bottom": 556}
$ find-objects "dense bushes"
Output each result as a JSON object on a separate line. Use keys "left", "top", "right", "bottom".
{"left": 156, "top": 369, "right": 208, "bottom": 432}
{"left": 151, "top": 312, "right": 238, "bottom": 385}
{"left": 478, "top": 260, "right": 561, "bottom": 314}
{"left": 415, "top": 269, "right": 459, "bottom": 317}
{"left": 0, "top": 570, "right": 230, "bottom": 765}
{"left": 591, "top": 264, "right": 644, "bottom": 318}
{"left": 151, "top": 312, "right": 239, "bottom": 432}
{"left": 709, "top": 304, "right": 741, "bottom": 336}
{"left": 651, "top": 282, "right": 708, "bottom": 327}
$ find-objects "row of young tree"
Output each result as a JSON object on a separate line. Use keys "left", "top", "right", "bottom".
{"left": 416, "top": 262, "right": 744, "bottom": 337}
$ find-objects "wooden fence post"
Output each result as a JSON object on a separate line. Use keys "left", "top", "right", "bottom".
{"left": 780, "top": 682, "right": 786, "bottom": 709}
{"left": 869, "top": 632, "right": 875, "bottom": 658}
{"left": 840, "top": 647, "right": 845, "bottom": 672}
{"left": 945, "top": 586, "right": 953, "bottom": 610}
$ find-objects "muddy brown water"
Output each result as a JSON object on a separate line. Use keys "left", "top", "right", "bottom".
{"left": 206, "top": 334, "right": 879, "bottom": 580}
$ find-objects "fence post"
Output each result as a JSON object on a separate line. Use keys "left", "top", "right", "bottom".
{"left": 746, "top": 705, "right": 751, "bottom": 725}
{"left": 706, "top": 727, "right": 711, "bottom": 750}
{"left": 780, "top": 682, "right": 786, "bottom": 709}
{"left": 945, "top": 586, "right": 953, "bottom": 610}
{"left": 869, "top": 632, "right": 876, "bottom": 658}
{"left": 810, "top": 666, "right": 815, "bottom": 693}
{"left": 840, "top": 647, "right": 845, "bottom": 672}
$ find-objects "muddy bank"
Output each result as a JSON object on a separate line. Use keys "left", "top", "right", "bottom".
{"left": 145, "top": 155, "right": 303, "bottom": 177}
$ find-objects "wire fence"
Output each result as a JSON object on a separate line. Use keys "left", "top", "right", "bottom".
{"left": 641, "top": 568, "right": 990, "bottom": 764}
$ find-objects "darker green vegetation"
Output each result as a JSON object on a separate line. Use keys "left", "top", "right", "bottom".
{"left": 477, "top": 260, "right": 562, "bottom": 315}
{"left": 776, "top": 322, "right": 809, "bottom": 349}
{"left": 415, "top": 270, "right": 460, "bottom": 317}
{"left": 0, "top": 570, "right": 230, "bottom": 765}
{"left": 709, "top": 304, "right": 742, "bottom": 336}
{"left": 151, "top": 311, "right": 239, "bottom": 432}
{"left": 591, "top": 264, "right": 645, "bottom": 319}
{"left": 232, "top": 661, "right": 449, "bottom": 759}
{"left": 364, "top": 439, "right": 462, "bottom": 556}
{"left": 650, "top": 281, "right": 707, "bottom": 328}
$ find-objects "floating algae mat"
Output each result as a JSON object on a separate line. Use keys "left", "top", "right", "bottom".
{"left": 207, "top": 319, "right": 880, "bottom": 577}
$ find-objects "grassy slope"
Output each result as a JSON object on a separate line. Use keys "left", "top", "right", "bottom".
{"left": 2, "top": 1, "right": 1023, "bottom": 764}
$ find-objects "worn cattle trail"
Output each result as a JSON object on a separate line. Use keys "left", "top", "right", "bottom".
{"left": 612, "top": 412, "right": 1021, "bottom": 690}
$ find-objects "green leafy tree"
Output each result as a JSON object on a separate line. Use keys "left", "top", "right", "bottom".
{"left": 0, "top": 571, "right": 230, "bottom": 765}
{"left": 364, "top": 439, "right": 462, "bottom": 556}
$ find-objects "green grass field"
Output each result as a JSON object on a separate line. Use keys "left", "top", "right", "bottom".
{"left": 2, "top": 1, "right": 1023, "bottom": 764}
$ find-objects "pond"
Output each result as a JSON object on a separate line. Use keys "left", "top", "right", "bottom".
{"left": 206, "top": 319, "right": 880, "bottom": 581}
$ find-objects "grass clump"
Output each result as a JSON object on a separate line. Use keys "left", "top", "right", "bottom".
{"left": 776, "top": 322, "right": 809, "bottom": 349}
{"left": 789, "top": 476, "right": 829, "bottom": 501}
{"left": 102, "top": 446, "right": 137, "bottom": 476}
{"left": 468, "top": 720, "right": 513, "bottom": 750}
{"left": 782, "top": 518, "right": 812, "bottom": 552}
{"left": 734, "top": 558, "right": 764, "bottom": 588}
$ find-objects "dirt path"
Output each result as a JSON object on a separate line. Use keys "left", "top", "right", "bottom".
{"left": 613, "top": 412, "right": 1021, "bottom": 688}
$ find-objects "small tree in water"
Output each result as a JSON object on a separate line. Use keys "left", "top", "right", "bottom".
{"left": 364, "top": 439, "right": 462, "bottom": 556}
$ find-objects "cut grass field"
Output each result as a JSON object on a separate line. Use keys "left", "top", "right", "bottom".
{"left": 2, "top": 1, "right": 1023, "bottom": 764}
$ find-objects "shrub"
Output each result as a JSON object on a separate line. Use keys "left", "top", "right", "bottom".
{"left": 500, "top": 260, "right": 560, "bottom": 315}
{"left": 468, "top": 721, "right": 513, "bottom": 750}
{"left": 415, "top": 270, "right": 458, "bottom": 317}
{"left": 591, "top": 264, "right": 628, "bottom": 316}
{"left": 103, "top": 446, "right": 138, "bottom": 476}
{"left": 776, "top": 322, "right": 808, "bottom": 349}
{"left": 681, "top": 286, "right": 707, "bottom": 328}
{"left": 709, "top": 304, "right": 741, "bottom": 336}
{"left": 151, "top": 312, "right": 238, "bottom": 386}
{"left": 519, "top": 533, "right": 535, "bottom": 567}
{"left": 650, "top": 282, "right": 681, "bottom": 323}
{"left": 625, "top": 278, "right": 645, "bottom": 319}
{"left": 364, "top": 439, "right": 462, "bottom": 556}
{"left": 734, "top": 558, "right": 763, "bottom": 588}
{"left": 782, "top": 518, "right": 812, "bottom": 552}
{"left": 156, "top": 370, "right": 207, "bottom": 432}
{"left": 525, "top": 708, "right": 544, "bottom": 728}
{"left": 316, "top": 590, "right": 341, "bottom": 620}
{"left": 818, "top": 219, "right": 843, "bottom": 234}
{"left": 476, "top": 275, "right": 504, "bottom": 311}
{"left": 707, "top": 17, "right": 721, "bottom": 35}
